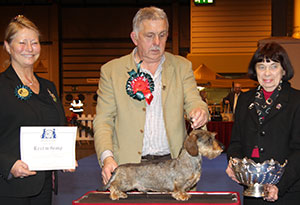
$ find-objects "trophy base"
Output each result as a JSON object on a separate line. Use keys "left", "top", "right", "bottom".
{"left": 244, "top": 184, "right": 265, "bottom": 198}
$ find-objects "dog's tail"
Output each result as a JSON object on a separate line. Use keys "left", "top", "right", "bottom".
{"left": 103, "top": 169, "right": 117, "bottom": 190}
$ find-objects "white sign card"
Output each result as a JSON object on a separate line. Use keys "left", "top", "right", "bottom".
{"left": 20, "top": 126, "right": 77, "bottom": 171}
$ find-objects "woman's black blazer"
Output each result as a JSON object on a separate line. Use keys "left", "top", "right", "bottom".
{"left": 0, "top": 66, "right": 66, "bottom": 197}
{"left": 227, "top": 81, "right": 300, "bottom": 197}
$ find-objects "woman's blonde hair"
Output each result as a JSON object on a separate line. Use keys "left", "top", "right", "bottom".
{"left": 4, "top": 15, "right": 40, "bottom": 46}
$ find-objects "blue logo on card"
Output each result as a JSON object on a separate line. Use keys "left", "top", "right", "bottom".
{"left": 41, "top": 128, "right": 56, "bottom": 139}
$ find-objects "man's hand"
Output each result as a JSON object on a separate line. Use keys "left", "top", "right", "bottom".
{"left": 102, "top": 156, "right": 118, "bottom": 185}
{"left": 10, "top": 160, "right": 36, "bottom": 178}
{"left": 189, "top": 108, "right": 208, "bottom": 129}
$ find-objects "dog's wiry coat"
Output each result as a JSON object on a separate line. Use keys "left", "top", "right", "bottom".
{"left": 105, "top": 130, "right": 223, "bottom": 201}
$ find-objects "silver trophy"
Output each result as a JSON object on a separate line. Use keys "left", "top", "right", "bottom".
{"left": 230, "top": 157, "right": 287, "bottom": 198}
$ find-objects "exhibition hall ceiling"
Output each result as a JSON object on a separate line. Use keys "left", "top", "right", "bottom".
{"left": 0, "top": 0, "right": 189, "bottom": 6}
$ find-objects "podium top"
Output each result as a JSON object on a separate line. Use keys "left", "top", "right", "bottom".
{"left": 73, "top": 191, "right": 240, "bottom": 205}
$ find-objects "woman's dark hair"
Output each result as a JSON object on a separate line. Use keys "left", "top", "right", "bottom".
{"left": 248, "top": 42, "right": 294, "bottom": 82}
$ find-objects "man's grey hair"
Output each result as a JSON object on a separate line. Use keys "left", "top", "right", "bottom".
{"left": 132, "top": 6, "right": 169, "bottom": 34}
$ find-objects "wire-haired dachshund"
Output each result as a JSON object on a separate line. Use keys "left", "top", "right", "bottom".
{"left": 105, "top": 129, "right": 223, "bottom": 201}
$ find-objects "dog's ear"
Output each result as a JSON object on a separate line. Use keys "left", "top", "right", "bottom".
{"left": 211, "top": 132, "right": 217, "bottom": 138}
{"left": 184, "top": 132, "right": 198, "bottom": 156}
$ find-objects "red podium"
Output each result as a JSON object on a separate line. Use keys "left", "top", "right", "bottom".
{"left": 73, "top": 191, "right": 241, "bottom": 205}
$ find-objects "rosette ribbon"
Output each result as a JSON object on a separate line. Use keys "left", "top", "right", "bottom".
{"left": 126, "top": 61, "right": 154, "bottom": 105}
{"left": 15, "top": 84, "right": 33, "bottom": 100}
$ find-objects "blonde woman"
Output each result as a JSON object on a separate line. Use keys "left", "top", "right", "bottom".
{"left": 0, "top": 15, "right": 75, "bottom": 205}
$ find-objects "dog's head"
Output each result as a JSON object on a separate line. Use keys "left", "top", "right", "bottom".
{"left": 184, "top": 130, "right": 223, "bottom": 159}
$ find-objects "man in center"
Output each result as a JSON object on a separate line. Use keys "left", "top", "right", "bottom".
{"left": 93, "top": 6, "right": 209, "bottom": 185}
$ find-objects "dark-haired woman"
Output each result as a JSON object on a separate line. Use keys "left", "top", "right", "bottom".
{"left": 226, "top": 42, "right": 300, "bottom": 204}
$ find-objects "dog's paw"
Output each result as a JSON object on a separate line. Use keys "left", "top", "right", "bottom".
{"left": 109, "top": 187, "right": 128, "bottom": 200}
{"left": 118, "top": 192, "right": 128, "bottom": 199}
{"left": 172, "top": 191, "right": 191, "bottom": 201}
{"left": 110, "top": 191, "right": 128, "bottom": 200}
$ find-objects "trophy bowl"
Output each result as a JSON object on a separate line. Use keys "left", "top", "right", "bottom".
{"left": 229, "top": 157, "right": 287, "bottom": 198}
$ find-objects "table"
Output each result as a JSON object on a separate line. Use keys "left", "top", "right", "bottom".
{"left": 207, "top": 121, "right": 234, "bottom": 151}
{"left": 73, "top": 191, "right": 241, "bottom": 205}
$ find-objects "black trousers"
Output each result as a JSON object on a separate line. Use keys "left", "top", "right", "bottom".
{"left": 0, "top": 171, "right": 52, "bottom": 205}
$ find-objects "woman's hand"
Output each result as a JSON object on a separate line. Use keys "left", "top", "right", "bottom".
{"left": 225, "top": 162, "right": 240, "bottom": 183}
{"left": 10, "top": 160, "right": 36, "bottom": 178}
{"left": 63, "top": 160, "right": 78, "bottom": 172}
{"left": 264, "top": 184, "right": 278, "bottom": 202}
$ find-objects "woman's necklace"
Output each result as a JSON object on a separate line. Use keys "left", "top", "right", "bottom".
{"left": 24, "top": 78, "right": 40, "bottom": 94}
{"left": 27, "top": 81, "right": 33, "bottom": 86}
{"left": 23, "top": 77, "right": 35, "bottom": 86}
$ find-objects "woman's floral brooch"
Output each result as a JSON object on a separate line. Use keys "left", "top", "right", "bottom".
{"left": 15, "top": 84, "right": 32, "bottom": 100}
